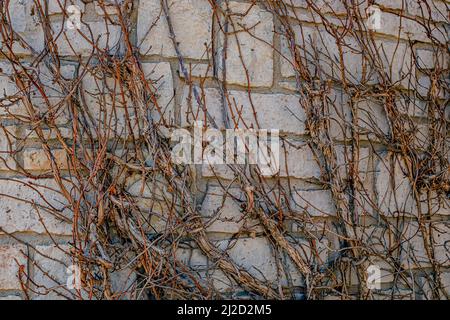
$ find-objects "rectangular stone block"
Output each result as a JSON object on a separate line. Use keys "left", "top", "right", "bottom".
{"left": 335, "top": 146, "right": 371, "bottom": 182}
{"left": 23, "top": 149, "right": 69, "bottom": 171}
{"left": 47, "top": 0, "right": 85, "bottom": 15}
{"left": 0, "top": 178, "right": 72, "bottom": 235}
{"left": 51, "top": 20, "right": 122, "bottom": 56}
{"left": 396, "top": 96, "right": 427, "bottom": 118}
{"left": 280, "top": 141, "right": 321, "bottom": 179}
{"left": 30, "top": 64, "right": 76, "bottom": 125}
{"left": 280, "top": 25, "right": 365, "bottom": 83}
{"left": 373, "top": 0, "right": 404, "bottom": 10}
{"left": 400, "top": 222, "right": 450, "bottom": 269}
{"left": 375, "top": 152, "right": 416, "bottom": 217}
{"left": 440, "top": 272, "right": 450, "bottom": 297}
{"left": 0, "top": 244, "right": 27, "bottom": 291}
{"left": 375, "top": 152, "right": 449, "bottom": 217}
{"left": 292, "top": 189, "right": 336, "bottom": 217}
{"left": 357, "top": 99, "right": 390, "bottom": 141}
{"left": 94, "top": 0, "right": 120, "bottom": 16}
{"left": 178, "top": 63, "right": 213, "bottom": 80}
{"left": 181, "top": 89, "right": 306, "bottom": 134}
{"left": 226, "top": 91, "right": 306, "bottom": 135}
{"left": 82, "top": 62, "right": 174, "bottom": 133}
{"left": 432, "top": 223, "right": 450, "bottom": 267}
{"left": 0, "top": 61, "right": 26, "bottom": 118}
{"left": 2, "top": 0, "right": 45, "bottom": 55}
{"left": 137, "top": 0, "right": 212, "bottom": 59}
{"left": 141, "top": 62, "right": 175, "bottom": 125}
{"left": 294, "top": 0, "right": 349, "bottom": 13}
{"left": 33, "top": 244, "right": 76, "bottom": 300}
{"left": 373, "top": 40, "right": 414, "bottom": 88}
{"left": 218, "top": 2, "right": 274, "bottom": 87}
{"left": 110, "top": 267, "right": 138, "bottom": 300}
{"left": 180, "top": 87, "right": 224, "bottom": 129}
{"left": 214, "top": 237, "right": 279, "bottom": 285}
{"left": 0, "top": 126, "right": 17, "bottom": 170}
{"left": 200, "top": 185, "right": 261, "bottom": 234}
{"left": 175, "top": 246, "right": 208, "bottom": 270}
{"left": 201, "top": 163, "right": 236, "bottom": 180}
{"left": 214, "top": 236, "right": 329, "bottom": 289}
{"left": 406, "top": 0, "right": 449, "bottom": 23}
{"left": 374, "top": 11, "right": 446, "bottom": 43}
{"left": 373, "top": 288, "right": 414, "bottom": 300}
{"left": 24, "top": 127, "right": 73, "bottom": 141}
{"left": 327, "top": 89, "right": 352, "bottom": 140}
{"left": 0, "top": 61, "right": 75, "bottom": 124}
{"left": 0, "top": 295, "right": 22, "bottom": 300}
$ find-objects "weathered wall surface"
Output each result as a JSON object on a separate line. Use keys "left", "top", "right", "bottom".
{"left": 0, "top": 0, "right": 448, "bottom": 300}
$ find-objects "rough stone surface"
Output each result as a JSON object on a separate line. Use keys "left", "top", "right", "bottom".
{"left": 179, "top": 63, "right": 214, "bottom": 80}
{"left": 375, "top": 153, "right": 416, "bottom": 216}
{"left": 0, "top": 179, "right": 72, "bottom": 235}
{"left": 0, "top": 61, "right": 26, "bottom": 118}
{"left": 47, "top": 0, "right": 86, "bottom": 15}
{"left": 400, "top": 222, "right": 450, "bottom": 269}
{"left": 137, "top": 0, "right": 212, "bottom": 59}
{"left": 0, "top": 245, "right": 27, "bottom": 291}
{"left": 280, "top": 25, "right": 364, "bottom": 83}
{"left": 180, "top": 87, "right": 224, "bottom": 129}
{"left": 33, "top": 244, "right": 81, "bottom": 300}
{"left": 3, "top": 0, "right": 45, "bottom": 54}
{"left": 23, "top": 149, "right": 69, "bottom": 171}
{"left": 142, "top": 62, "right": 175, "bottom": 124}
{"left": 0, "top": 127, "right": 16, "bottom": 170}
{"left": 375, "top": 11, "right": 447, "bottom": 43}
{"left": 292, "top": 189, "right": 336, "bottom": 217}
{"left": 213, "top": 237, "right": 328, "bottom": 287}
{"left": 0, "top": 295, "right": 22, "bottom": 300}
{"left": 218, "top": 2, "right": 274, "bottom": 87}
{"left": 226, "top": 91, "right": 306, "bottom": 134}
{"left": 200, "top": 185, "right": 262, "bottom": 234}
{"left": 82, "top": 62, "right": 174, "bottom": 131}
{"left": 0, "top": 0, "right": 448, "bottom": 300}
{"left": 51, "top": 21, "right": 122, "bottom": 57}
{"left": 281, "top": 141, "right": 321, "bottom": 179}
{"left": 219, "top": 237, "right": 278, "bottom": 283}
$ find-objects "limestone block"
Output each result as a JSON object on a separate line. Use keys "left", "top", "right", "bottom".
{"left": 200, "top": 185, "right": 261, "bottom": 234}
{"left": 0, "top": 126, "right": 17, "bottom": 170}
{"left": 137, "top": 0, "right": 212, "bottom": 59}
{"left": 280, "top": 141, "right": 321, "bottom": 179}
{"left": 33, "top": 244, "right": 86, "bottom": 300}
{"left": 217, "top": 2, "right": 274, "bottom": 87}
{"left": 180, "top": 87, "right": 224, "bottom": 129}
{"left": 3, "top": 0, "right": 45, "bottom": 54}
{"left": 0, "top": 245, "right": 27, "bottom": 291}
{"left": 0, "top": 178, "right": 72, "bottom": 235}
{"left": 51, "top": 21, "right": 122, "bottom": 56}
{"left": 23, "top": 149, "right": 69, "bottom": 171}
{"left": 82, "top": 62, "right": 174, "bottom": 133}
{"left": 292, "top": 189, "right": 336, "bottom": 217}
{"left": 47, "top": 0, "right": 85, "bottom": 15}
{"left": 400, "top": 222, "right": 450, "bottom": 269}
{"left": 226, "top": 91, "right": 306, "bottom": 135}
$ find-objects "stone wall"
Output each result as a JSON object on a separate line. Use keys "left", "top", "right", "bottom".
{"left": 0, "top": 0, "right": 448, "bottom": 300}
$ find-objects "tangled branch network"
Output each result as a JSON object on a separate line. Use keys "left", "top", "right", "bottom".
{"left": 0, "top": 0, "right": 448, "bottom": 300}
